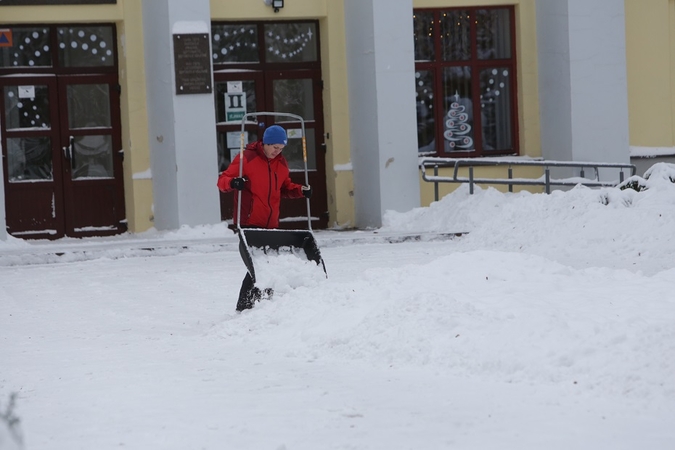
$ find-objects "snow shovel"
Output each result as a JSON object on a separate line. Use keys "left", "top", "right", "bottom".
{"left": 235, "top": 112, "right": 327, "bottom": 284}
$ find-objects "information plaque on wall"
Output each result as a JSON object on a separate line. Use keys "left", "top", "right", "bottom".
{"left": 172, "top": 33, "right": 212, "bottom": 95}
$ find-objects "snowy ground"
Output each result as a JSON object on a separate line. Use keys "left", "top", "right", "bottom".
{"left": 1, "top": 164, "right": 675, "bottom": 450}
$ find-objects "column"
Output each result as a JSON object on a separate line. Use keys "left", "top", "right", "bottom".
{"left": 142, "top": 0, "right": 221, "bottom": 230}
{"left": 536, "top": 0, "right": 630, "bottom": 178}
{"left": 344, "top": 0, "right": 420, "bottom": 228}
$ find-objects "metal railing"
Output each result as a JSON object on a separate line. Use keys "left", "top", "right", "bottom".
{"left": 419, "top": 157, "right": 637, "bottom": 201}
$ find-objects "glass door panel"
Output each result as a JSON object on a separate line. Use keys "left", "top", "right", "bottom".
{"left": 282, "top": 128, "right": 315, "bottom": 171}
{"left": 6, "top": 136, "right": 53, "bottom": 181}
{"left": 66, "top": 83, "right": 114, "bottom": 179}
{"left": 72, "top": 134, "right": 113, "bottom": 179}
{"left": 272, "top": 78, "right": 315, "bottom": 120}
{"left": 3, "top": 85, "right": 51, "bottom": 130}
{"left": 66, "top": 83, "right": 111, "bottom": 127}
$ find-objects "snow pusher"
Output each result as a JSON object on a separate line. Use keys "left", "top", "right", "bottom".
{"left": 235, "top": 112, "right": 327, "bottom": 284}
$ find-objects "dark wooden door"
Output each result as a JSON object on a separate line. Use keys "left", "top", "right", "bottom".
{"left": 57, "top": 74, "right": 126, "bottom": 237}
{"left": 0, "top": 74, "right": 125, "bottom": 239}
{"left": 0, "top": 76, "right": 65, "bottom": 238}
{"left": 214, "top": 69, "right": 328, "bottom": 229}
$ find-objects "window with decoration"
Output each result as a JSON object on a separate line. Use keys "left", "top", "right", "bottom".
{"left": 413, "top": 7, "right": 518, "bottom": 157}
{"left": 0, "top": 24, "right": 117, "bottom": 72}
{"left": 211, "top": 21, "right": 319, "bottom": 66}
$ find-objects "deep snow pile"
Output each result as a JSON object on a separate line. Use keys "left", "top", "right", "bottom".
{"left": 382, "top": 162, "right": 675, "bottom": 275}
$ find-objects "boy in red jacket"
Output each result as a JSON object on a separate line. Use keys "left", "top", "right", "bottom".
{"left": 217, "top": 125, "right": 312, "bottom": 311}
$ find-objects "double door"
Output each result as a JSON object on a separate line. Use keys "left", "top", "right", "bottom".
{"left": 0, "top": 74, "right": 126, "bottom": 239}
{"left": 214, "top": 69, "right": 327, "bottom": 229}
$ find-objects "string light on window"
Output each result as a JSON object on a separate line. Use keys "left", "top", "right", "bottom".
{"left": 266, "top": 27, "right": 313, "bottom": 59}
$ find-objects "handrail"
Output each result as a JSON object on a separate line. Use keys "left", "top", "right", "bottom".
{"left": 419, "top": 157, "right": 637, "bottom": 200}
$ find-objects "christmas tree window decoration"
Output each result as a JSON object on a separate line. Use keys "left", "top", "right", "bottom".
{"left": 444, "top": 91, "right": 473, "bottom": 151}
{"left": 0, "top": 27, "right": 51, "bottom": 68}
{"left": 264, "top": 23, "right": 317, "bottom": 63}
{"left": 211, "top": 24, "right": 259, "bottom": 64}
{"left": 57, "top": 26, "right": 114, "bottom": 68}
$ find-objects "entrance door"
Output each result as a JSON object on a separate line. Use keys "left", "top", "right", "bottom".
{"left": 214, "top": 69, "right": 327, "bottom": 229}
{"left": 0, "top": 74, "right": 126, "bottom": 239}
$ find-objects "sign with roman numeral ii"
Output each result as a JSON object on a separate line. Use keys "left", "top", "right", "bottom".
{"left": 225, "top": 92, "right": 247, "bottom": 122}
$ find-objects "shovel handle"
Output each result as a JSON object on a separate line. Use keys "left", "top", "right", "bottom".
{"left": 301, "top": 133, "right": 312, "bottom": 231}
{"left": 236, "top": 130, "right": 245, "bottom": 228}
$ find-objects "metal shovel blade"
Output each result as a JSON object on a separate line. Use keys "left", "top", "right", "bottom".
{"left": 237, "top": 228, "right": 327, "bottom": 284}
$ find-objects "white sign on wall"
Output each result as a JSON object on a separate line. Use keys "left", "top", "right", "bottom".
{"left": 18, "top": 85, "right": 35, "bottom": 99}
{"left": 286, "top": 128, "right": 303, "bottom": 139}
{"left": 227, "top": 81, "right": 242, "bottom": 93}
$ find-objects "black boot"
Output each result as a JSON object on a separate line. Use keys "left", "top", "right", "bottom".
{"left": 236, "top": 273, "right": 260, "bottom": 311}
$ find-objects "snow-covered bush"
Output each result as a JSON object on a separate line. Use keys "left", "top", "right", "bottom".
{"left": 618, "top": 175, "right": 648, "bottom": 192}
{"left": 619, "top": 162, "right": 675, "bottom": 192}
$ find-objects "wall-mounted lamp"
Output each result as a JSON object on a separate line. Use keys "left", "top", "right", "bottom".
{"left": 263, "top": 0, "right": 284, "bottom": 13}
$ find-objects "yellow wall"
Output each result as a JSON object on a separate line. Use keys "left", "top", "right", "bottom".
{"left": 625, "top": 0, "right": 675, "bottom": 147}
{"left": 210, "top": 0, "right": 326, "bottom": 20}
{"left": 0, "top": 3, "right": 122, "bottom": 22}
{"left": 117, "top": 0, "right": 154, "bottom": 232}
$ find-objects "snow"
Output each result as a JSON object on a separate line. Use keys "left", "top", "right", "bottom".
{"left": 1, "top": 163, "right": 675, "bottom": 450}
{"left": 630, "top": 146, "right": 675, "bottom": 158}
{"left": 171, "top": 21, "right": 209, "bottom": 35}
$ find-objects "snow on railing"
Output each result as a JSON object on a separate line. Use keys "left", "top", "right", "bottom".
{"left": 419, "top": 157, "right": 637, "bottom": 199}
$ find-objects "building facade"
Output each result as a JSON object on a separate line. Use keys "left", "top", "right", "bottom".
{"left": 0, "top": 0, "right": 673, "bottom": 241}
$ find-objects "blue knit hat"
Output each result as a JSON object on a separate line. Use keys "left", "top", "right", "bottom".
{"left": 263, "top": 125, "right": 288, "bottom": 145}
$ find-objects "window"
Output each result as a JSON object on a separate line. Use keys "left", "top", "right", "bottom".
{"left": 0, "top": 24, "right": 117, "bottom": 72}
{"left": 413, "top": 7, "right": 518, "bottom": 157}
{"left": 211, "top": 21, "right": 319, "bottom": 66}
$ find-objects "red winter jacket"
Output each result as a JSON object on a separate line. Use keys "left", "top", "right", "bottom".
{"left": 217, "top": 141, "right": 304, "bottom": 228}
